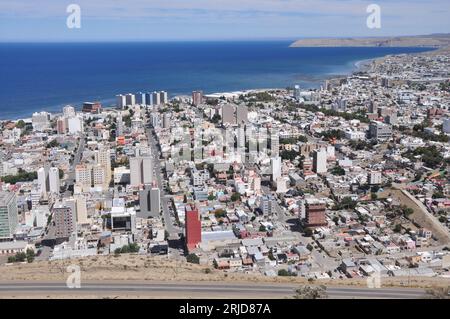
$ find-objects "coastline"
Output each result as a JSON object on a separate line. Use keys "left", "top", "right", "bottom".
{"left": 0, "top": 46, "right": 438, "bottom": 122}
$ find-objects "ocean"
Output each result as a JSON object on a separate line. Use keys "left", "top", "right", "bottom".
{"left": 0, "top": 41, "right": 432, "bottom": 119}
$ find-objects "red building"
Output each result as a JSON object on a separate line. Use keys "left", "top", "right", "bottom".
{"left": 305, "top": 199, "right": 327, "bottom": 227}
{"left": 185, "top": 204, "right": 201, "bottom": 251}
{"left": 82, "top": 102, "right": 102, "bottom": 114}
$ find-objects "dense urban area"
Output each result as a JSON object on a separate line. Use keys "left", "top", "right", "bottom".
{"left": 1, "top": 49, "right": 450, "bottom": 290}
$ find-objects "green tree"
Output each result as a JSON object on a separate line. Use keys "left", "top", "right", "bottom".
{"left": 330, "top": 166, "right": 345, "bottom": 176}
{"left": 230, "top": 193, "right": 241, "bottom": 202}
{"left": 16, "top": 120, "right": 26, "bottom": 128}
{"left": 304, "top": 228, "right": 314, "bottom": 237}
{"left": 1, "top": 171, "right": 38, "bottom": 184}
{"left": 46, "top": 139, "right": 60, "bottom": 149}
{"left": 26, "top": 248, "right": 35, "bottom": 263}
{"left": 214, "top": 209, "right": 227, "bottom": 219}
{"left": 186, "top": 253, "right": 200, "bottom": 264}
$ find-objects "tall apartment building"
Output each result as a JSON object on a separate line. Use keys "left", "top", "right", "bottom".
{"left": 152, "top": 91, "right": 161, "bottom": 105}
{"left": 63, "top": 195, "right": 88, "bottom": 225}
{"left": 75, "top": 164, "right": 92, "bottom": 190}
{"left": 37, "top": 166, "right": 49, "bottom": 195}
{"left": 130, "top": 156, "right": 153, "bottom": 187}
{"left": 259, "top": 195, "right": 277, "bottom": 215}
{"left": 63, "top": 105, "right": 76, "bottom": 117}
{"left": 369, "top": 121, "right": 392, "bottom": 141}
{"left": 56, "top": 117, "right": 67, "bottom": 134}
{"left": 136, "top": 92, "right": 146, "bottom": 105}
{"left": 221, "top": 104, "right": 237, "bottom": 125}
{"left": 294, "top": 85, "right": 301, "bottom": 100}
{"left": 38, "top": 165, "right": 60, "bottom": 195}
{"left": 116, "top": 113, "right": 124, "bottom": 137}
{"left": 150, "top": 113, "right": 160, "bottom": 127}
{"left": 0, "top": 192, "right": 18, "bottom": 239}
{"left": 145, "top": 92, "right": 153, "bottom": 106}
{"left": 270, "top": 128, "right": 280, "bottom": 157}
{"left": 139, "top": 185, "right": 161, "bottom": 218}
{"left": 271, "top": 156, "right": 282, "bottom": 181}
{"left": 236, "top": 105, "right": 249, "bottom": 124}
{"left": 221, "top": 104, "right": 248, "bottom": 125}
{"left": 368, "top": 171, "right": 382, "bottom": 185}
{"left": 160, "top": 91, "right": 168, "bottom": 104}
{"left": 163, "top": 113, "right": 171, "bottom": 129}
{"left": 305, "top": 198, "right": 327, "bottom": 227}
{"left": 92, "top": 164, "right": 107, "bottom": 188}
{"left": 116, "top": 94, "right": 126, "bottom": 109}
{"left": 32, "top": 111, "right": 50, "bottom": 131}
{"left": 313, "top": 149, "right": 327, "bottom": 174}
{"left": 192, "top": 91, "right": 203, "bottom": 106}
{"left": 82, "top": 102, "right": 102, "bottom": 114}
{"left": 185, "top": 204, "right": 201, "bottom": 251}
{"left": 125, "top": 93, "right": 136, "bottom": 106}
{"left": 68, "top": 115, "right": 83, "bottom": 134}
{"left": 49, "top": 167, "right": 60, "bottom": 194}
{"left": 52, "top": 205, "right": 75, "bottom": 240}
{"left": 95, "top": 145, "right": 112, "bottom": 186}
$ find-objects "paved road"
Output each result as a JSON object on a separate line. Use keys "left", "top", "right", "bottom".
{"left": 0, "top": 282, "right": 426, "bottom": 299}
{"left": 146, "top": 127, "right": 181, "bottom": 236}
{"left": 64, "top": 133, "right": 85, "bottom": 196}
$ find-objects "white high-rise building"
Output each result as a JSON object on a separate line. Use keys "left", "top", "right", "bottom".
{"left": 63, "top": 105, "right": 76, "bottom": 118}
{"left": 130, "top": 157, "right": 142, "bottom": 187}
{"left": 294, "top": 85, "right": 301, "bottom": 100}
{"left": 150, "top": 113, "right": 160, "bottom": 127}
{"left": 37, "top": 167, "right": 48, "bottom": 195}
{"left": 142, "top": 157, "right": 153, "bottom": 185}
{"left": 163, "top": 113, "right": 171, "bottom": 129}
{"left": 129, "top": 156, "right": 153, "bottom": 187}
{"left": 150, "top": 187, "right": 161, "bottom": 215}
{"left": 270, "top": 129, "right": 279, "bottom": 157}
{"left": 116, "top": 113, "right": 124, "bottom": 137}
{"left": 326, "top": 145, "right": 336, "bottom": 161}
{"left": 271, "top": 156, "right": 282, "bottom": 181}
{"left": 49, "top": 167, "right": 60, "bottom": 194}
{"left": 32, "top": 112, "right": 50, "bottom": 132}
{"left": 68, "top": 115, "right": 83, "bottom": 134}
{"left": 313, "top": 149, "right": 327, "bottom": 174}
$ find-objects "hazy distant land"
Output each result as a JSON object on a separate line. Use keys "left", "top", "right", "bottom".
{"left": 290, "top": 34, "right": 450, "bottom": 49}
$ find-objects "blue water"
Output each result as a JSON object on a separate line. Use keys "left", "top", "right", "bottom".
{"left": 0, "top": 41, "right": 432, "bottom": 119}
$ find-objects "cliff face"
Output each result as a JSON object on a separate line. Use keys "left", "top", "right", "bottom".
{"left": 290, "top": 34, "right": 450, "bottom": 48}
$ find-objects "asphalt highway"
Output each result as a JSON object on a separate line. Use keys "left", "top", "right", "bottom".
{"left": 0, "top": 282, "right": 426, "bottom": 299}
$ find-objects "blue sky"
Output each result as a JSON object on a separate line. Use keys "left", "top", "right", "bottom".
{"left": 0, "top": 0, "right": 449, "bottom": 41}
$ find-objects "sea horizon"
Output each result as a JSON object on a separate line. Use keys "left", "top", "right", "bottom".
{"left": 0, "top": 41, "right": 433, "bottom": 120}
